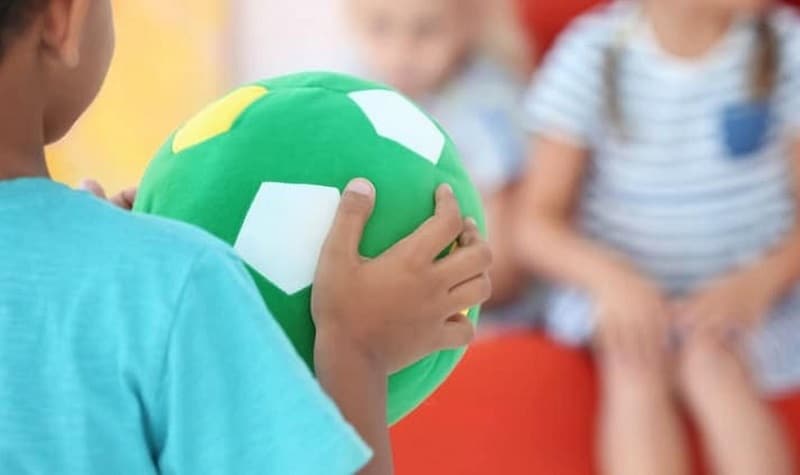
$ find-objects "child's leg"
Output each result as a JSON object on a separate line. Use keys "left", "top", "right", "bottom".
{"left": 678, "top": 332, "right": 794, "bottom": 475}
{"left": 598, "top": 346, "right": 690, "bottom": 475}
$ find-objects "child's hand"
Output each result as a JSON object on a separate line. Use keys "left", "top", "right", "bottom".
{"left": 312, "top": 179, "right": 492, "bottom": 375}
{"left": 79, "top": 179, "right": 137, "bottom": 210}
{"left": 675, "top": 267, "right": 778, "bottom": 338}
{"left": 593, "top": 269, "right": 671, "bottom": 365}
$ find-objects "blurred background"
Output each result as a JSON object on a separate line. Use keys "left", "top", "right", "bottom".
{"left": 46, "top": 1, "right": 800, "bottom": 474}
{"left": 45, "top": 0, "right": 558, "bottom": 192}
{"left": 46, "top": 0, "right": 227, "bottom": 190}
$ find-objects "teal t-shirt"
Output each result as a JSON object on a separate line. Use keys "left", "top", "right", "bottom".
{"left": 0, "top": 178, "right": 371, "bottom": 474}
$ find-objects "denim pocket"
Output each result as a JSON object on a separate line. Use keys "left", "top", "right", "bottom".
{"left": 721, "top": 101, "right": 772, "bottom": 160}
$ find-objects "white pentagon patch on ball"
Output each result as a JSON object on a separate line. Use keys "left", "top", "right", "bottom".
{"left": 231, "top": 89, "right": 448, "bottom": 297}
{"left": 348, "top": 90, "right": 445, "bottom": 164}
{"left": 135, "top": 73, "right": 487, "bottom": 424}
{"left": 234, "top": 182, "right": 341, "bottom": 295}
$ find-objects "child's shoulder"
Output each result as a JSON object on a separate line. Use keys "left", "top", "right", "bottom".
{"left": 2, "top": 179, "right": 247, "bottom": 321}
{"left": 102, "top": 202, "right": 229, "bottom": 263}
{"left": 772, "top": 5, "right": 800, "bottom": 40}
{"left": 54, "top": 184, "right": 235, "bottom": 272}
{"left": 535, "top": 2, "right": 632, "bottom": 80}
{"left": 441, "top": 56, "right": 523, "bottom": 106}
{"left": 769, "top": 6, "right": 800, "bottom": 82}
{"left": 554, "top": 0, "right": 634, "bottom": 49}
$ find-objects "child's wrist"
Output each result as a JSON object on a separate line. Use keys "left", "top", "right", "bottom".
{"left": 742, "top": 260, "right": 784, "bottom": 304}
{"left": 586, "top": 261, "right": 640, "bottom": 296}
{"left": 315, "top": 324, "right": 387, "bottom": 376}
{"left": 314, "top": 325, "right": 390, "bottom": 475}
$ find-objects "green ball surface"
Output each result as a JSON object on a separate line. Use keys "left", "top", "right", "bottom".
{"left": 134, "top": 72, "right": 486, "bottom": 424}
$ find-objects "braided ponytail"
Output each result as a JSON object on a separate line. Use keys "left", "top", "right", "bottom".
{"left": 752, "top": 12, "right": 779, "bottom": 101}
{"left": 604, "top": 9, "right": 781, "bottom": 137}
{"left": 603, "top": 42, "right": 624, "bottom": 135}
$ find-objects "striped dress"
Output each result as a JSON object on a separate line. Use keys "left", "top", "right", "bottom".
{"left": 525, "top": 1, "right": 800, "bottom": 393}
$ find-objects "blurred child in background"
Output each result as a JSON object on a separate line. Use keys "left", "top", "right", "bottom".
{"left": 346, "top": 0, "right": 533, "bottom": 312}
{"left": 518, "top": 0, "right": 800, "bottom": 474}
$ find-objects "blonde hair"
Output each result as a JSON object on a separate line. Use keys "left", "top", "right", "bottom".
{"left": 603, "top": 11, "right": 780, "bottom": 133}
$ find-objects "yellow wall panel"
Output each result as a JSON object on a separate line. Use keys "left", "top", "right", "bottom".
{"left": 47, "top": 1, "right": 228, "bottom": 193}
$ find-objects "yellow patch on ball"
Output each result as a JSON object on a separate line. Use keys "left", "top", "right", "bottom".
{"left": 172, "top": 85, "right": 268, "bottom": 153}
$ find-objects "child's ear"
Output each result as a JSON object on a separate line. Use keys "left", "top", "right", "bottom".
{"left": 39, "top": 0, "right": 91, "bottom": 68}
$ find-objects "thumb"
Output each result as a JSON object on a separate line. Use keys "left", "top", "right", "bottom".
{"left": 78, "top": 179, "right": 107, "bottom": 199}
{"left": 111, "top": 187, "right": 138, "bottom": 210}
{"left": 323, "top": 179, "right": 376, "bottom": 259}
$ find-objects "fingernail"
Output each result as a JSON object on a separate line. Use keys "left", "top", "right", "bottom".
{"left": 439, "top": 183, "right": 453, "bottom": 195}
{"left": 465, "top": 217, "right": 477, "bottom": 227}
{"left": 346, "top": 178, "right": 374, "bottom": 197}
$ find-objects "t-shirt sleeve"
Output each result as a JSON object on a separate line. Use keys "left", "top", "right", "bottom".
{"left": 155, "top": 249, "right": 371, "bottom": 475}
{"left": 776, "top": 8, "right": 800, "bottom": 137}
{"left": 467, "top": 107, "right": 527, "bottom": 191}
{"left": 523, "top": 14, "right": 609, "bottom": 147}
{"left": 447, "top": 87, "right": 527, "bottom": 193}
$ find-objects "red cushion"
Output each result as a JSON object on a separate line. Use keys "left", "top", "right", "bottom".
{"left": 390, "top": 332, "right": 800, "bottom": 475}
{"left": 515, "top": 0, "right": 607, "bottom": 61}
{"left": 516, "top": 0, "right": 800, "bottom": 61}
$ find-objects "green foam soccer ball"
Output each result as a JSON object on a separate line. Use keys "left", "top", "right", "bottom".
{"left": 134, "top": 72, "right": 486, "bottom": 424}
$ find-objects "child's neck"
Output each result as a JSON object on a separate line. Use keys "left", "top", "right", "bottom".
{"left": 644, "top": 0, "right": 736, "bottom": 59}
{"left": 0, "top": 63, "right": 49, "bottom": 181}
{"left": 0, "top": 146, "right": 48, "bottom": 181}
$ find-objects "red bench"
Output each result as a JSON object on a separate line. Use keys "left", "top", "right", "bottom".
{"left": 515, "top": 0, "right": 800, "bottom": 61}
{"left": 391, "top": 332, "right": 800, "bottom": 475}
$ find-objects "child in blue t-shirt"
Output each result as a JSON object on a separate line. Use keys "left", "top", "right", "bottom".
{"left": 0, "top": 1, "right": 492, "bottom": 474}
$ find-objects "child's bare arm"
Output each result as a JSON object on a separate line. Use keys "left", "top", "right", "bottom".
{"left": 679, "top": 138, "right": 800, "bottom": 335}
{"left": 482, "top": 184, "right": 527, "bottom": 307}
{"left": 515, "top": 136, "right": 636, "bottom": 291}
{"left": 516, "top": 136, "right": 669, "bottom": 359}
{"left": 312, "top": 180, "right": 492, "bottom": 475}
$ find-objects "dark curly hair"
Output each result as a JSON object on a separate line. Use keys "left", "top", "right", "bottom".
{"left": 0, "top": 0, "right": 48, "bottom": 60}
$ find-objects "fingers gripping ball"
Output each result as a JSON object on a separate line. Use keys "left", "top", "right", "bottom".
{"left": 134, "top": 72, "right": 486, "bottom": 424}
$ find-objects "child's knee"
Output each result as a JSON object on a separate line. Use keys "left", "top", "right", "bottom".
{"left": 599, "top": 350, "right": 673, "bottom": 405}
{"left": 677, "top": 332, "right": 751, "bottom": 403}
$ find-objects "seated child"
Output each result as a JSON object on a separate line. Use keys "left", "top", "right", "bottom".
{"left": 0, "top": 1, "right": 492, "bottom": 474}
{"left": 518, "top": 1, "right": 800, "bottom": 474}
{"left": 345, "top": 0, "right": 533, "bottom": 312}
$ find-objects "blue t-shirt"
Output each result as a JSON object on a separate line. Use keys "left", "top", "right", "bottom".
{"left": 0, "top": 178, "right": 371, "bottom": 474}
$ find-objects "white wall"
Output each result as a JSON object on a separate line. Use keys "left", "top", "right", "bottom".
{"left": 232, "top": 0, "right": 353, "bottom": 83}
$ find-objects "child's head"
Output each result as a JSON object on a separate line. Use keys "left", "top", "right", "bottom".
{"left": 347, "top": 0, "right": 477, "bottom": 98}
{"left": 0, "top": 0, "right": 114, "bottom": 144}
